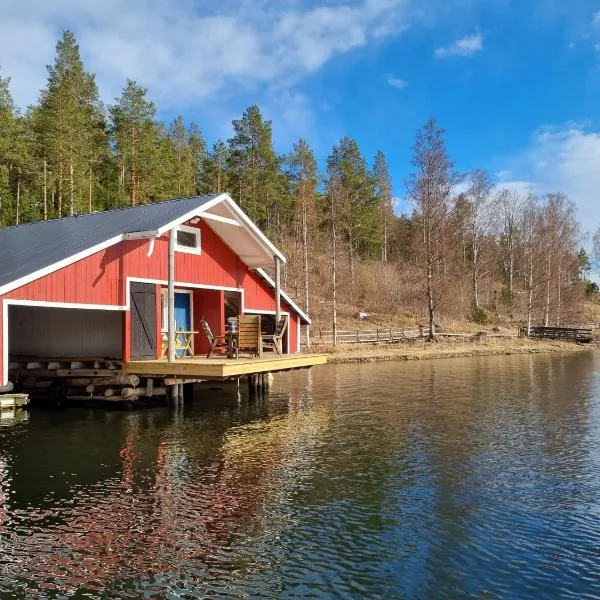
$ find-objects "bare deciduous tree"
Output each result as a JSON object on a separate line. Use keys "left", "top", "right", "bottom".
{"left": 406, "top": 118, "right": 463, "bottom": 339}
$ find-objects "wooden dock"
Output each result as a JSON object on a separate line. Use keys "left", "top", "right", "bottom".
{"left": 519, "top": 326, "right": 594, "bottom": 343}
{"left": 125, "top": 354, "right": 329, "bottom": 380}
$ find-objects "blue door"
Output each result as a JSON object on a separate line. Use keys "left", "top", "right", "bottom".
{"left": 174, "top": 293, "right": 192, "bottom": 357}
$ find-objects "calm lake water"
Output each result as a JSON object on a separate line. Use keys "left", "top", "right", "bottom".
{"left": 2, "top": 352, "right": 600, "bottom": 599}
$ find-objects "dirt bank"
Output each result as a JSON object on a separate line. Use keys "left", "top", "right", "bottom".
{"left": 317, "top": 337, "right": 593, "bottom": 364}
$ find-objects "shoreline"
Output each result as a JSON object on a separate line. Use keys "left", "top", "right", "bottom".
{"left": 315, "top": 337, "right": 594, "bottom": 364}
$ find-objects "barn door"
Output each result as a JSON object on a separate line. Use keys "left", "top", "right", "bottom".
{"left": 130, "top": 282, "right": 157, "bottom": 360}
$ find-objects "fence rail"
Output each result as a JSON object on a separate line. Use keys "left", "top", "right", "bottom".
{"left": 308, "top": 326, "right": 431, "bottom": 346}
{"left": 519, "top": 325, "right": 593, "bottom": 343}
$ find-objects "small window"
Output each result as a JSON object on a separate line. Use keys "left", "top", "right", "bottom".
{"left": 175, "top": 225, "right": 201, "bottom": 254}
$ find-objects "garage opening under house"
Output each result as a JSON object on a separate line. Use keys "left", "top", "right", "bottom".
{"left": 0, "top": 194, "right": 326, "bottom": 402}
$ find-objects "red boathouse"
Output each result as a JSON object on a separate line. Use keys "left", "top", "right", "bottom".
{"left": 0, "top": 194, "right": 311, "bottom": 388}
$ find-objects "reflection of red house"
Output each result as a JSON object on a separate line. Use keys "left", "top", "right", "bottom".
{"left": 0, "top": 194, "right": 310, "bottom": 386}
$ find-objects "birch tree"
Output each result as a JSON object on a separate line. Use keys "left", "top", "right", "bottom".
{"left": 495, "top": 188, "right": 522, "bottom": 303}
{"left": 465, "top": 169, "right": 493, "bottom": 312}
{"left": 521, "top": 193, "right": 540, "bottom": 335}
{"left": 374, "top": 150, "right": 393, "bottom": 263}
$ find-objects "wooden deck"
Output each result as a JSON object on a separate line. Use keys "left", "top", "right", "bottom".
{"left": 124, "top": 354, "right": 328, "bottom": 379}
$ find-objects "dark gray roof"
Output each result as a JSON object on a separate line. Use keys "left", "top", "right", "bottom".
{"left": 0, "top": 195, "right": 220, "bottom": 291}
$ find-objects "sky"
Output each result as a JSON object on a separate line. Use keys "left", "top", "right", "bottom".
{"left": 1, "top": 0, "right": 600, "bottom": 238}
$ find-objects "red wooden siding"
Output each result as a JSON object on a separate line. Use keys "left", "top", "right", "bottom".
{"left": 4, "top": 245, "right": 125, "bottom": 306}
{"left": 193, "top": 289, "right": 225, "bottom": 356}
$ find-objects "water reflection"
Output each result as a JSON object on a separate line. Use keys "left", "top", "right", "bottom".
{"left": 0, "top": 352, "right": 600, "bottom": 598}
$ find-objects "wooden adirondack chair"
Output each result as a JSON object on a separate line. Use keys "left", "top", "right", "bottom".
{"left": 200, "top": 319, "right": 228, "bottom": 358}
{"left": 261, "top": 317, "right": 288, "bottom": 355}
{"left": 236, "top": 315, "right": 262, "bottom": 357}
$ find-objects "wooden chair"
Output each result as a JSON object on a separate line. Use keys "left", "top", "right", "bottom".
{"left": 236, "top": 315, "right": 262, "bottom": 357}
{"left": 200, "top": 319, "right": 228, "bottom": 358}
{"left": 261, "top": 317, "right": 288, "bottom": 355}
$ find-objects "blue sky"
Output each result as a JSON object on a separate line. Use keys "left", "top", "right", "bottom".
{"left": 1, "top": 0, "right": 600, "bottom": 233}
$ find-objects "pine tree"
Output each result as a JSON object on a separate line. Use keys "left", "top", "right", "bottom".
{"left": 110, "top": 80, "right": 161, "bottom": 206}
{"left": 287, "top": 139, "right": 318, "bottom": 319}
{"left": 0, "top": 70, "right": 16, "bottom": 226}
{"left": 227, "top": 105, "right": 283, "bottom": 229}
{"left": 37, "top": 30, "right": 107, "bottom": 217}
{"left": 168, "top": 116, "right": 197, "bottom": 196}
{"left": 201, "top": 139, "right": 229, "bottom": 194}
{"left": 374, "top": 150, "right": 393, "bottom": 263}
{"left": 188, "top": 122, "right": 206, "bottom": 195}
{"left": 326, "top": 138, "right": 378, "bottom": 290}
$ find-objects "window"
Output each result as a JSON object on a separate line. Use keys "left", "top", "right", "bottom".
{"left": 175, "top": 225, "right": 201, "bottom": 254}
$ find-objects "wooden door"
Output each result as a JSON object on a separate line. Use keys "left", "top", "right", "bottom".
{"left": 130, "top": 282, "right": 157, "bottom": 360}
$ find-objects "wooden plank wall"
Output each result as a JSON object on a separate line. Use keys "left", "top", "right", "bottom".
{"left": 9, "top": 305, "right": 123, "bottom": 358}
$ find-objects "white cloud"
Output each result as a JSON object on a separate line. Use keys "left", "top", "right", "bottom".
{"left": 496, "top": 125, "right": 600, "bottom": 234}
{"left": 593, "top": 12, "right": 600, "bottom": 28}
{"left": 386, "top": 75, "right": 408, "bottom": 89}
{"left": 435, "top": 32, "right": 484, "bottom": 58}
{"left": 0, "top": 0, "right": 409, "bottom": 109}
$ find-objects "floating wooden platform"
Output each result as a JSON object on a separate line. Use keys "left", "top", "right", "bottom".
{"left": 124, "top": 354, "right": 328, "bottom": 380}
{"left": 0, "top": 393, "right": 30, "bottom": 410}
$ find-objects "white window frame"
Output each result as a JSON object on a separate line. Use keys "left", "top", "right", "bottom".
{"left": 174, "top": 224, "right": 201, "bottom": 255}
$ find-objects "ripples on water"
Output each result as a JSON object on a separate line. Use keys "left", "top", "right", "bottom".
{"left": 2, "top": 353, "right": 600, "bottom": 598}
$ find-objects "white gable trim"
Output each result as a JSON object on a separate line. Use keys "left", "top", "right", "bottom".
{"left": 123, "top": 194, "right": 287, "bottom": 268}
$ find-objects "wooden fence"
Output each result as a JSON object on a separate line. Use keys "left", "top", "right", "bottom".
{"left": 519, "top": 325, "right": 593, "bottom": 343}
{"left": 309, "top": 326, "right": 431, "bottom": 346}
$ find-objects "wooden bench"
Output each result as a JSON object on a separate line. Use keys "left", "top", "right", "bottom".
{"left": 236, "top": 315, "right": 262, "bottom": 357}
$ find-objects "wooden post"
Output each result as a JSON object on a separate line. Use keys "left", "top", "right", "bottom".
{"left": 169, "top": 384, "right": 178, "bottom": 403}
{"left": 168, "top": 229, "right": 176, "bottom": 363}
{"left": 275, "top": 256, "right": 281, "bottom": 327}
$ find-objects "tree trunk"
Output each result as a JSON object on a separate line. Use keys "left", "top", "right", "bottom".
{"left": 555, "top": 259, "right": 562, "bottom": 326}
{"left": 43, "top": 158, "right": 48, "bottom": 221}
{"left": 544, "top": 254, "right": 551, "bottom": 326}
{"left": 302, "top": 198, "right": 311, "bottom": 349}
{"left": 15, "top": 172, "right": 20, "bottom": 225}
{"left": 331, "top": 193, "right": 338, "bottom": 346}
{"left": 69, "top": 160, "right": 74, "bottom": 216}
{"left": 526, "top": 251, "right": 534, "bottom": 336}
{"left": 131, "top": 128, "right": 137, "bottom": 206}
{"left": 58, "top": 155, "right": 63, "bottom": 217}
{"left": 472, "top": 241, "right": 479, "bottom": 310}
{"left": 426, "top": 221, "right": 435, "bottom": 340}
{"left": 508, "top": 248, "right": 514, "bottom": 296}
{"left": 88, "top": 165, "right": 93, "bottom": 213}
